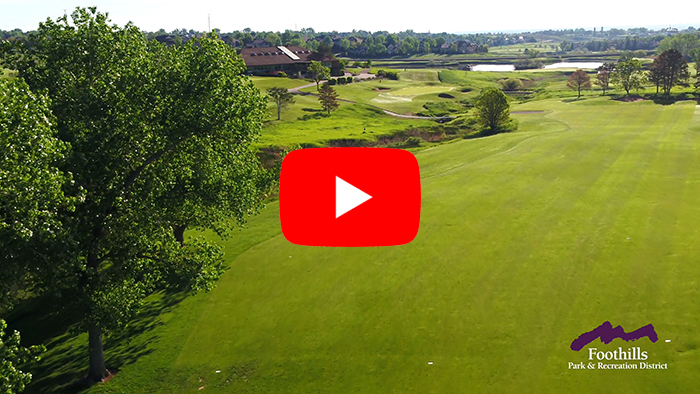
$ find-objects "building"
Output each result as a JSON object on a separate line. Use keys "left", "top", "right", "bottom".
{"left": 240, "top": 46, "right": 342, "bottom": 76}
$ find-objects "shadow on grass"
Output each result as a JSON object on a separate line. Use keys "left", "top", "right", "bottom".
{"left": 15, "top": 290, "right": 187, "bottom": 394}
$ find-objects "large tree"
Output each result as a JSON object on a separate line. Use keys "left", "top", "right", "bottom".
{"left": 650, "top": 49, "right": 690, "bottom": 97}
{"left": 611, "top": 59, "right": 644, "bottom": 96}
{"left": 308, "top": 60, "right": 330, "bottom": 90}
{"left": 318, "top": 83, "right": 340, "bottom": 115}
{"left": 475, "top": 87, "right": 510, "bottom": 132}
{"left": 595, "top": 62, "right": 615, "bottom": 95}
{"left": 1, "top": 8, "right": 271, "bottom": 382}
{"left": 267, "top": 87, "right": 295, "bottom": 120}
{"left": 567, "top": 69, "right": 591, "bottom": 98}
{"left": 0, "top": 78, "right": 74, "bottom": 310}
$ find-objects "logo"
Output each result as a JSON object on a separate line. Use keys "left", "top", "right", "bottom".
{"left": 279, "top": 148, "right": 421, "bottom": 247}
{"left": 570, "top": 321, "right": 658, "bottom": 351}
{"left": 567, "top": 321, "right": 668, "bottom": 370}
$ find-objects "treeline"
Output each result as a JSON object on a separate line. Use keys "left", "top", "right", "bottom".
{"left": 560, "top": 35, "right": 666, "bottom": 52}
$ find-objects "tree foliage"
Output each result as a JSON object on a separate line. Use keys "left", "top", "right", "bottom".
{"left": 267, "top": 87, "right": 295, "bottom": 120}
{"left": 1, "top": 7, "right": 271, "bottom": 382}
{"left": 0, "top": 78, "right": 74, "bottom": 310}
{"left": 649, "top": 49, "right": 690, "bottom": 96}
{"left": 498, "top": 78, "right": 523, "bottom": 91}
{"left": 308, "top": 61, "right": 330, "bottom": 90}
{"left": 0, "top": 319, "right": 45, "bottom": 394}
{"left": 611, "top": 59, "right": 644, "bottom": 95}
{"left": 595, "top": 62, "right": 615, "bottom": 95}
{"left": 566, "top": 69, "right": 591, "bottom": 98}
{"left": 657, "top": 33, "right": 700, "bottom": 59}
{"left": 475, "top": 87, "right": 510, "bottom": 132}
{"left": 318, "top": 83, "right": 339, "bottom": 115}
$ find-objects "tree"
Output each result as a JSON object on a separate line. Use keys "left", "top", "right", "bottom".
{"left": 499, "top": 78, "right": 523, "bottom": 91}
{"left": 611, "top": 59, "right": 644, "bottom": 95}
{"left": 267, "top": 87, "right": 295, "bottom": 120}
{"left": 0, "top": 78, "right": 74, "bottom": 310}
{"left": 308, "top": 60, "right": 330, "bottom": 90}
{"left": 657, "top": 33, "right": 700, "bottom": 59}
{"left": 0, "top": 319, "right": 45, "bottom": 393}
{"left": 475, "top": 87, "right": 510, "bottom": 132}
{"left": 318, "top": 83, "right": 339, "bottom": 114}
{"left": 265, "top": 32, "right": 281, "bottom": 46}
{"left": 647, "top": 59, "right": 663, "bottom": 94}
{"left": 651, "top": 49, "right": 690, "bottom": 96}
{"left": 595, "top": 62, "right": 615, "bottom": 95}
{"left": 567, "top": 69, "right": 591, "bottom": 98}
{"left": 316, "top": 41, "right": 333, "bottom": 56}
{"left": 1, "top": 8, "right": 271, "bottom": 382}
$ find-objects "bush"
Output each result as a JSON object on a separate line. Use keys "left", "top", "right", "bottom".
{"left": 376, "top": 69, "right": 399, "bottom": 80}
{"left": 514, "top": 58, "right": 543, "bottom": 70}
{"left": 499, "top": 78, "right": 524, "bottom": 91}
{"left": 277, "top": 71, "right": 288, "bottom": 78}
{"left": 337, "top": 76, "right": 346, "bottom": 84}
{"left": 347, "top": 77, "right": 354, "bottom": 84}
{"left": 404, "top": 137, "right": 421, "bottom": 147}
{"left": 328, "top": 78, "right": 337, "bottom": 86}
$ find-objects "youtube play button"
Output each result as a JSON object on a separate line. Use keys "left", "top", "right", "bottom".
{"left": 280, "top": 148, "right": 421, "bottom": 247}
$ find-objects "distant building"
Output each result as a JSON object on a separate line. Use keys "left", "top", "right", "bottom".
{"left": 245, "top": 38, "right": 272, "bottom": 48}
{"left": 240, "top": 46, "right": 342, "bottom": 76}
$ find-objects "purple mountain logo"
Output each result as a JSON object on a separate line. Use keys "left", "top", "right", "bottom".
{"left": 571, "top": 321, "right": 658, "bottom": 351}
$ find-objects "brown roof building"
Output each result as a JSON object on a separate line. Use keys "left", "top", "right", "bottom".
{"left": 240, "top": 46, "right": 342, "bottom": 77}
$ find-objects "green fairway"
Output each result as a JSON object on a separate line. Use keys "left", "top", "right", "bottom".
{"left": 30, "top": 97, "right": 700, "bottom": 393}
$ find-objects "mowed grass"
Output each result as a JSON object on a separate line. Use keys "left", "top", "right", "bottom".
{"left": 29, "top": 97, "right": 700, "bottom": 393}
{"left": 250, "top": 76, "right": 310, "bottom": 91}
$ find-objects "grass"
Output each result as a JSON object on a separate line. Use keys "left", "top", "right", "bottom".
{"left": 258, "top": 102, "right": 435, "bottom": 148}
{"left": 250, "top": 76, "right": 310, "bottom": 91}
{"left": 23, "top": 96, "right": 700, "bottom": 393}
{"left": 16, "top": 66, "right": 700, "bottom": 393}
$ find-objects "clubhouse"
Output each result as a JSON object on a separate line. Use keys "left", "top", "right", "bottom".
{"left": 240, "top": 45, "right": 342, "bottom": 77}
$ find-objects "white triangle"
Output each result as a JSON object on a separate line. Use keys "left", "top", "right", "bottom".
{"left": 336, "top": 176, "right": 372, "bottom": 218}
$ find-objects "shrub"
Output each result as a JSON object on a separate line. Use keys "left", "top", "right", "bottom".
{"left": 328, "top": 78, "right": 337, "bottom": 85}
{"left": 376, "top": 69, "right": 399, "bottom": 80}
{"left": 499, "top": 78, "right": 524, "bottom": 91}
{"left": 347, "top": 77, "right": 354, "bottom": 83}
{"left": 337, "top": 76, "right": 346, "bottom": 84}
{"left": 404, "top": 137, "right": 421, "bottom": 147}
{"left": 514, "top": 58, "right": 543, "bottom": 70}
{"left": 277, "top": 71, "right": 288, "bottom": 77}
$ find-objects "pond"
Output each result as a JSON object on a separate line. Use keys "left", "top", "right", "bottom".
{"left": 471, "top": 64, "right": 515, "bottom": 72}
{"left": 543, "top": 62, "right": 603, "bottom": 69}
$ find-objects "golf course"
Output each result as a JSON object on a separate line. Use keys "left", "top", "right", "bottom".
{"left": 6, "top": 6, "right": 700, "bottom": 393}
{"left": 19, "top": 80, "right": 700, "bottom": 392}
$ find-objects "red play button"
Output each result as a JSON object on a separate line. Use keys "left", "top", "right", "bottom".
{"left": 279, "top": 148, "right": 421, "bottom": 247}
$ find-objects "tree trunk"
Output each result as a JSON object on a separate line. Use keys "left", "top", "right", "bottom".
{"left": 277, "top": 105, "right": 281, "bottom": 120}
{"left": 88, "top": 323, "right": 109, "bottom": 382}
{"left": 577, "top": 85, "right": 581, "bottom": 98}
{"left": 174, "top": 224, "right": 187, "bottom": 245}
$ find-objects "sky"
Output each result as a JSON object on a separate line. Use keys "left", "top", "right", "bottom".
{"left": 1, "top": 0, "right": 699, "bottom": 34}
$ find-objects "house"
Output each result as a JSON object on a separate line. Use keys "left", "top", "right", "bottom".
{"left": 245, "top": 38, "right": 272, "bottom": 48}
{"left": 240, "top": 46, "right": 342, "bottom": 76}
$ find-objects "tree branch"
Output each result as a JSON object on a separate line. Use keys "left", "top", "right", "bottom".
{"left": 123, "top": 141, "right": 177, "bottom": 192}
